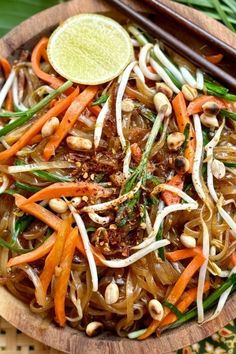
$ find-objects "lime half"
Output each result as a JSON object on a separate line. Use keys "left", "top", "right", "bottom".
{"left": 47, "top": 14, "right": 133, "bottom": 85}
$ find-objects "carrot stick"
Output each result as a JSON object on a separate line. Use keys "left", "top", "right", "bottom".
{"left": 172, "top": 92, "right": 190, "bottom": 132}
{"left": 31, "top": 37, "right": 72, "bottom": 93}
{"left": 187, "top": 95, "right": 225, "bottom": 116}
{"left": 138, "top": 253, "right": 205, "bottom": 339}
{"left": 28, "top": 134, "right": 42, "bottom": 145}
{"left": 167, "top": 254, "right": 205, "bottom": 305}
{"left": 0, "top": 57, "right": 13, "bottom": 111}
{"left": 5, "top": 91, "right": 13, "bottom": 112}
{"left": 172, "top": 92, "right": 195, "bottom": 172}
{"left": 160, "top": 281, "right": 210, "bottom": 328}
{"left": 54, "top": 227, "right": 78, "bottom": 326}
{"left": 36, "top": 217, "right": 72, "bottom": 306}
{"left": 231, "top": 252, "right": 236, "bottom": 267}
{"left": 162, "top": 174, "right": 184, "bottom": 206}
{"left": 41, "top": 47, "right": 49, "bottom": 63}
{"left": 15, "top": 194, "right": 62, "bottom": 229}
{"left": 22, "top": 181, "right": 112, "bottom": 205}
{"left": 89, "top": 105, "right": 101, "bottom": 117}
{"left": 205, "top": 54, "right": 223, "bottom": 65}
{"left": 0, "top": 57, "right": 11, "bottom": 77}
{"left": 0, "top": 88, "right": 79, "bottom": 162}
{"left": 43, "top": 86, "right": 98, "bottom": 160}
{"left": 7, "top": 233, "right": 56, "bottom": 268}
{"left": 75, "top": 237, "right": 105, "bottom": 267}
{"left": 15, "top": 194, "right": 105, "bottom": 266}
{"left": 166, "top": 247, "right": 202, "bottom": 262}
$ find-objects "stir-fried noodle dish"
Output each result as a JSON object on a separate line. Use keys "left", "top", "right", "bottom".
{"left": 0, "top": 14, "right": 235, "bottom": 340}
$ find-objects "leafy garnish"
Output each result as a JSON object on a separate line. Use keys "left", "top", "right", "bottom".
{"left": 163, "top": 301, "right": 183, "bottom": 319}
{"left": 220, "top": 109, "right": 236, "bottom": 121}
{"left": 92, "top": 94, "right": 109, "bottom": 106}
{"left": 170, "top": 273, "right": 236, "bottom": 329}
{"left": 0, "top": 81, "right": 72, "bottom": 137}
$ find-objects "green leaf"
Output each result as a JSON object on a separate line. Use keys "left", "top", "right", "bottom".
{"left": 163, "top": 301, "right": 183, "bottom": 319}
{"left": 223, "top": 161, "right": 236, "bottom": 168}
{"left": 0, "top": 81, "right": 72, "bottom": 137}
{"left": 202, "top": 128, "right": 210, "bottom": 146}
{"left": 212, "top": 0, "right": 235, "bottom": 31}
{"left": 12, "top": 215, "right": 34, "bottom": 244}
{"left": 155, "top": 223, "right": 165, "bottom": 260}
{"left": 222, "top": 0, "right": 236, "bottom": 12}
{"left": 0, "top": 0, "right": 64, "bottom": 37}
{"left": 204, "top": 81, "right": 236, "bottom": 102}
{"left": 220, "top": 109, "right": 236, "bottom": 121}
{"left": 174, "top": 0, "right": 236, "bottom": 30}
{"left": 92, "top": 94, "right": 109, "bottom": 106}
{"left": 170, "top": 273, "right": 236, "bottom": 329}
{"left": 180, "top": 122, "right": 190, "bottom": 153}
{"left": 15, "top": 181, "right": 41, "bottom": 192}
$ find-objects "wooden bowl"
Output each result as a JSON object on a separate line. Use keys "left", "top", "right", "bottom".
{"left": 0, "top": 1, "right": 235, "bottom": 353}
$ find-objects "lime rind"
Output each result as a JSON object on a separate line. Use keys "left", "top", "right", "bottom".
{"left": 47, "top": 14, "right": 133, "bottom": 85}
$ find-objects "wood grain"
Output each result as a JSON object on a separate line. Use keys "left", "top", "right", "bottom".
{"left": 0, "top": 1, "right": 235, "bottom": 353}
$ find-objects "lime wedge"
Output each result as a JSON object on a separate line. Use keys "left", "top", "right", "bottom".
{"left": 47, "top": 14, "right": 133, "bottom": 85}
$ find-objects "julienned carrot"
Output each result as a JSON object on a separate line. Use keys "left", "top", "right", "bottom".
{"left": 5, "top": 93, "right": 13, "bottom": 112}
{"left": 22, "top": 182, "right": 112, "bottom": 205}
{"left": 43, "top": 86, "right": 98, "bottom": 160}
{"left": 31, "top": 37, "right": 73, "bottom": 93}
{"left": 231, "top": 252, "right": 236, "bottom": 267}
{"left": 15, "top": 194, "right": 105, "bottom": 266}
{"left": 162, "top": 174, "right": 184, "bottom": 206}
{"left": 160, "top": 281, "right": 210, "bottom": 328}
{"left": 15, "top": 194, "right": 62, "bottom": 229}
{"left": 138, "top": 253, "right": 205, "bottom": 339}
{"left": 147, "top": 65, "right": 157, "bottom": 74}
{"left": 0, "top": 57, "right": 13, "bottom": 111}
{"left": 28, "top": 134, "right": 42, "bottom": 145}
{"left": 187, "top": 95, "right": 225, "bottom": 116}
{"left": 7, "top": 233, "right": 56, "bottom": 268}
{"left": 172, "top": 92, "right": 195, "bottom": 172}
{"left": 0, "top": 88, "right": 79, "bottom": 162}
{"left": 41, "top": 46, "right": 49, "bottom": 63}
{"left": 54, "top": 227, "right": 78, "bottom": 326}
{"left": 75, "top": 237, "right": 105, "bottom": 267}
{"left": 0, "top": 57, "right": 11, "bottom": 76}
{"left": 167, "top": 254, "right": 205, "bottom": 304}
{"left": 89, "top": 105, "right": 101, "bottom": 117}
{"left": 36, "top": 217, "right": 72, "bottom": 306}
{"left": 172, "top": 92, "right": 190, "bottom": 132}
{"left": 205, "top": 54, "right": 223, "bottom": 65}
{"left": 166, "top": 247, "right": 202, "bottom": 262}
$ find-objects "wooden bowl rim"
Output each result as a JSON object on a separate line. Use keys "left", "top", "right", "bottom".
{"left": 0, "top": 1, "right": 235, "bottom": 353}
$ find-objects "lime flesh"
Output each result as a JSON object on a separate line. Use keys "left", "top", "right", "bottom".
{"left": 47, "top": 14, "right": 133, "bottom": 85}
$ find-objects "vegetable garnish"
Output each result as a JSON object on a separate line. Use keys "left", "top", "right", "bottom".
{"left": 0, "top": 57, "right": 13, "bottom": 111}
{"left": 172, "top": 92, "right": 195, "bottom": 172}
{"left": 170, "top": 273, "right": 236, "bottom": 329}
{"left": 0, "top": 86, "right": 78, "bottom": 161}
{"left": 43, "top": 86, "right": 98, "bottom": 160}
{"left": 1, "top": 15, "right": 235, "bottom": 340}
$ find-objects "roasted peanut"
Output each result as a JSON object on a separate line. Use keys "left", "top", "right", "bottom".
{"left": 182, "top": 84, "right": 198, "bottom": 101}
{"left": 66, "top": 136, "right": 92, "bottom": 151}
{"left": 167, "top": 132, "right": 185, "bottom": 151}
{"left": 41, "top": 117, "right": 59, "bottom": 137}
{"left": 49, "top": 198, "right": 68, "bottom": 214}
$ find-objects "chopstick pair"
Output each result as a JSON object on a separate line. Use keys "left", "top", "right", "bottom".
{"left": 105, "top": 0, "right": 236, "bottom": 92}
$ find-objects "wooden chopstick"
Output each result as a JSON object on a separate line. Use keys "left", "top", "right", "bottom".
{"left": 143, "top": 0, "right": 236, "bottom": 61}
{"left": 105, "top": 0, "right": 236, "bottom": 92}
